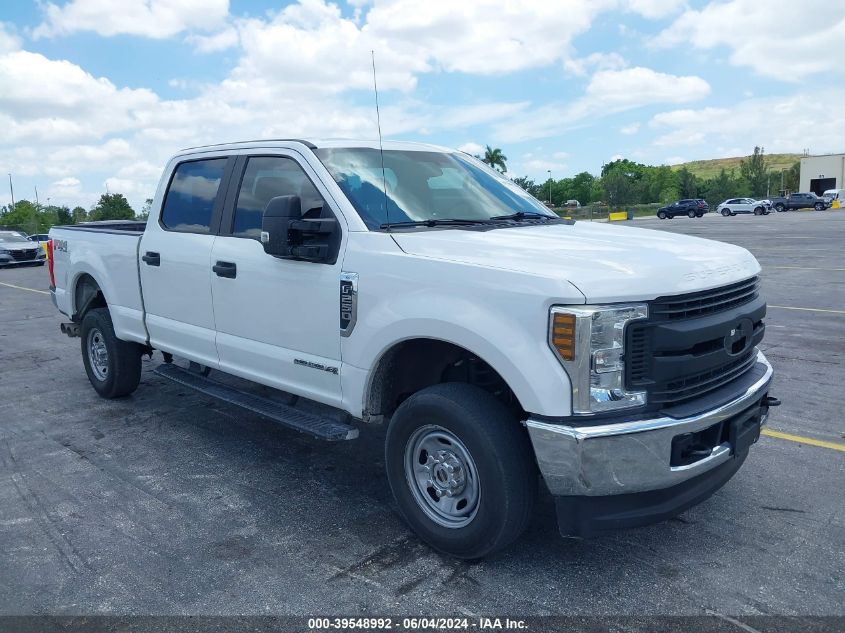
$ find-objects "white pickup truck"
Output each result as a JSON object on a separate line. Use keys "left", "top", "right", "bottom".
{"left": 49, "top": 139, "right": 778, "bottom": 558}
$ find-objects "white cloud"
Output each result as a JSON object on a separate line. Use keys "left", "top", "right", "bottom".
{"left": 653, "top": 0, "right": 845, "bottom": 79}
{"left": 493, "top": 67, "right": 710, "bottom": 141}
{"left": 620, "top": 122, "right": 640, "bottom": 135}
{"left": 649, "top": 92, "right": 845, "bottom": 155}
{"left": 34, "top": 0, "right": 230, "bottom": 39}
{"left": 564, "top": 52, "right": 627, "bottom": 77}
{"left": 0, "top": 22, "right": 21, "bottom": 53}
{"left": 624, "top": 0, "right": 686, "bottom": 19}
{"left": 0, "top": 51, "right": 158, "bottom": 143}
{"left": 186, "top": 26, "right": 239, "bottom": 52}
{"left": 457, "top": 142, "right": 484, "bottom": 155}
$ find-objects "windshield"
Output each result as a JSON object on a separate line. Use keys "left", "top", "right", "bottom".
{"left": 314, "top": 148, "right": 554, "bottom": 229}
{"left": 0, "top": 232, "right": 29, "bottom": 244}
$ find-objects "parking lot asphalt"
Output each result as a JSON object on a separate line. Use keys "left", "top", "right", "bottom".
{"left": 0, "top": 211, "right": 842, "bottom": 619}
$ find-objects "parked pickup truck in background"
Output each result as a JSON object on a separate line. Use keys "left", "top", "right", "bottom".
{"left": 48, "top": 139, "right": 779, "bottom": 558}
{"left": 770, "top": 192, "right": 829, "bottom": 212}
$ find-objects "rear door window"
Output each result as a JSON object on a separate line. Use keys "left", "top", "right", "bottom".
{"left": 161, "top": 158, "right": 228, "bottom": 233}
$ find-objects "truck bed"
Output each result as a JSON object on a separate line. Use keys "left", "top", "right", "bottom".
{"left": 49, "top": 222, "right": 148, "bottom": 345}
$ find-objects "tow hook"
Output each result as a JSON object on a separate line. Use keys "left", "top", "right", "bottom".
{"left": 60, "top": 322, "right": 80, "bottom": 338}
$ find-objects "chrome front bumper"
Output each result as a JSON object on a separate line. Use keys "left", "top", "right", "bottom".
{"left": 526, "top": 350, "right": 773, "bottom": 497}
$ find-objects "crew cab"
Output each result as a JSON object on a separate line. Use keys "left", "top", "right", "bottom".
{"left": 48, "top": 139, "right": 778, "bottom": 558}
{"left": 771, "top": 192, "right": 829, "bottom": 211}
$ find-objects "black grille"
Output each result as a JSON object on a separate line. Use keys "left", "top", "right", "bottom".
{"left": 10, "top": 249, "right": 38, "bottom": 261}
{"left": 626, "top": 276, "right": 764, "bottom": 408}
{"left": 648, "top": 350, "right": 757, "bottom": 404}
{"left": 650, "top": 276, "right": 759, "bottom": 320}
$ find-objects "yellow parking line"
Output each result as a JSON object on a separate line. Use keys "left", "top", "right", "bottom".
{"left": 768, "top": 305, "right": 845, "bottom": 314}
{"left": 0, "top": 281, "right": 49, "bottom": 295}
{"left": 762, "top": 429, "right": 845, "bottom": 453}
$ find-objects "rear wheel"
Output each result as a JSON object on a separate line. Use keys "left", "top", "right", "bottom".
{"left": 775, "top": 203, "right": 786, "bottom": 212}
{"left": 815, "top": 202, "right": 824, "bottom": 211}
{"left": 721, "top": 208, "right": 731, "bottom": 216}
{"left": 657, "top": 210, "right": 667, "bottom": 219}
{"left": 80, "top": 307, "right": 143, "bottom": 398}
{"left": 687, "top": 209, "right": 696, "bottom": 218}
{"left": 385, "top": 383, "right": 536, "bottom": 559}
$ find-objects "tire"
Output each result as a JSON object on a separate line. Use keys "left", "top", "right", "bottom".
{"left": 754, "top": 207, "right": 762, "bottom": 215}
{"left": 657, "top": 210, "right": 666, "bottom": 219}
{"left": 385, "top": 383, "right": 536, "bottom": 559}
{"left": 80, "top": 307, "right": 143, "bottom": 398}
{"left": 687, "top": 209, "right": 696, "bottom": 218}
{"left": 775, "top": 203, "right": 785, "bottom": 212}
{"left": 815, "top": 202, "right": 824, "bottom": 211}
{"left": 721, "top": 208, "right": 731, "bottom": 216}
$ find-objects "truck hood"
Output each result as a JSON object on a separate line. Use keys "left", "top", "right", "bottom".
{"left": 391, "top": 221, "right": 760, "bottom": 303}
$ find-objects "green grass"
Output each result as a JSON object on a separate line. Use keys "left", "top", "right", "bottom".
{"left": 670, "top": 153, "right": 801, "bottom": 180}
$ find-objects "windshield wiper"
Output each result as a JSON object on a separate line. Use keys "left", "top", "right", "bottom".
{"left": 380, "top": 218, "right": 493, "bottom": 229}
{"left": 489, "top": 211, "right": 558, "bottom": 222}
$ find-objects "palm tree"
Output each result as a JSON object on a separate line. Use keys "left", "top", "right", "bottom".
{"left": 482, "top": 145, "right": 508, "bottom": 173}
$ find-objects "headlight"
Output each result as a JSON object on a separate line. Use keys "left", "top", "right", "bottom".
{"left": 549, "top": 304, "right": 648, "bottom": 414}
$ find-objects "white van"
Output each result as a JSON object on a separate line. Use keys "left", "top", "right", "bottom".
{"left": 822, "top": 189, "right": 845, "bottom": 206}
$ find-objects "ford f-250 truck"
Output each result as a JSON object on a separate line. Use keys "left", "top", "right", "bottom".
{"left": 48, "top": 139, "right": 778, "bottom": 558}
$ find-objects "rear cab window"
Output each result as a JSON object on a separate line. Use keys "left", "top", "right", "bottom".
{"left": 161, "top": 158, "right": 228, "bottom": 233}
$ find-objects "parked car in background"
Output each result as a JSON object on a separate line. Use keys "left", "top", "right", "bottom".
{"left": 717, "top": 198, "right": 770, "bottom": 216}
{"left": 0, "top": 230, "right": 47, "bottom": 267}
{"left": 770, "top": 192, "right": 828, "bottom": 212}
{"left": 822, "top": 189, "right": 844, "bottom": 206}
{"left": 656, "top": 199, "right": 707, "bottom": 219}
{"left": 695, "top": 199, "right": 710, "bottom": 212}
{"left": 563, "top": 199, "right": 581, "bottom": 208}
{"left": 28, "top": 233, "right": 51, "bottom": 243}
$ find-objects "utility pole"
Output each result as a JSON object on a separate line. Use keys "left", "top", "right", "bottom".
{"left": 766, "top": 172, "right": 770, "bottom": 197}
{"left": 547, "top": 170, "right": 552, "bottom": 206}
{"left": 781, "top": 168, "right": 785, "bottom": 193}
{"left": 7, "top": 173, "right": 14, "bottom": 212}
{"left": 33, "top": 185, "right": 41, "bottom": 235}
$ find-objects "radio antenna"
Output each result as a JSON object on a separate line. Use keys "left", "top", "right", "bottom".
{"left": 371, "top": 50, "right": 390, "bottom": 230}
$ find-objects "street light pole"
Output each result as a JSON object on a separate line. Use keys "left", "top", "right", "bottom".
{"left": 7, "top": 173, "right": 14, "bottom": 212}
{"left": 547, "top": 170, "right": 552, "bottom": 206}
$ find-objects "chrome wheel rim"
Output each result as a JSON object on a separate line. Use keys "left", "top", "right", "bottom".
{"left": 87, "top": 328, "right": 109, "bottom": 381}
{"left": 404, "top": 425, "right": 480, "bottom": 529}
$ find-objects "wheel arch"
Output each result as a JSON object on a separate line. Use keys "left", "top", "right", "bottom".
{"left": 364, "top": 337, "right": 527, "bottom": 422}
{"left": 72, "top": 272, "right": 108, "bottom": 320}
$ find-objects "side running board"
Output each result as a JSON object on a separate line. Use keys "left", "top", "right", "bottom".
{"left": 153, "top": 363, "right": 358, "bottom": 441}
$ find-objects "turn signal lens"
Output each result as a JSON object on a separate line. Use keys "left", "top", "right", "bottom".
{"left": 551, "top": 312, "right": 576, "bottom": 361}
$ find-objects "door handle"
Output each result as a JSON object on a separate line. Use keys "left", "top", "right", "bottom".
{"left": 142, "top": 251, "right": 160, "bottom": 266}
{"left": 213, "top": 261, "right": 237, "bottom": 278}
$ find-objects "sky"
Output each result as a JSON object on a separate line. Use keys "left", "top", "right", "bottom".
{"left": 1, "top": 0, "right": 844, "bottom": 211}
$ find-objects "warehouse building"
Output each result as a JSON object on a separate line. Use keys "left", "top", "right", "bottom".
{"left": 800, "top": 153, "right": 845, "bottom": 195}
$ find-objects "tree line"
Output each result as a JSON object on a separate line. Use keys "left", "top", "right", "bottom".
{"left": 0, "top": 193, "right": 149, "bottom": 233}
{"left": 481, "top": 145, "right": 800, "bottom": 209}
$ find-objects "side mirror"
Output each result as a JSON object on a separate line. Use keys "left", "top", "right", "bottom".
{"left": 261, "top": 195, "right": 339, "bottom": 263}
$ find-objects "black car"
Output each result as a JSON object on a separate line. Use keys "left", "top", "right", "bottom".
{"left": 656, "top": 199, "right": 708, "bottom": 219}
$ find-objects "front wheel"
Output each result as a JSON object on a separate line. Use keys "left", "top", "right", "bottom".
{"left": 385, "top": 383, "right": 536, "bottom": 559}
{"left": 815, "top": 202, "right": 824, "bottom": 211}
{"left": 721, "top": 208, "right": 731, "bottom": 216}
{"left": 80, "top": 307, "right": 143, "bottom": 398}
{"left": 775, "top": 203, "right": 786, "bottom": 212}
{"left": 754, "top": 207, "right": 762, "bottom": 215}
{"left": 657, "top": 210, "right": 667, "bottom": 219}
